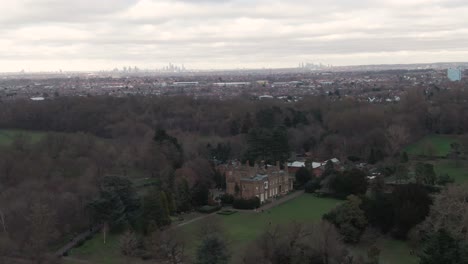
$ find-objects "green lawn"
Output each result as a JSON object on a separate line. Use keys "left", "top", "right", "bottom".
{"left": 68, "top": 232, "right": 148, "bottom": 264}
{"left": 179, "top": 194, "right": 342, "bottom": 263}
{"left": 433, "top": 160, "right": 468, "bottom": 183}
{"left": 0, "top": 129, "right": 46, "bottom": 145}
{"left": 68, "top": 194, "right": 341, "bottom": 264}
{"left": 351, "top": 237, "right": 418, "bottom": 264}
{"left": 405, "top": 134, "right": 459, "bottom": 157}
{"left": 67, "top": 194, "right": 419, "bottom": 264}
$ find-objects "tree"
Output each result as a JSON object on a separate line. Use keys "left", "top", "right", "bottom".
{"left": 395, "top": 164, "right": 409, "bottom": 184}
{"left": 142, "top": 189, "right": 171, "bottom": 233}
{"left": 304, "top": 178, "right": 322, "bottom": 193}
{"left": 160, "top": 192, "right": 171, "bottom": 219}
{"left": 147, "top": 229, "right": 186, "bottom": 264}
{"left": 175, "top": 179, "right": 192, "bottom": 212}
{"left": 418, "top": 184, "right": 468, "bottom": 241}
{"left": 166, "top": 192, "right": 177, "bottom": 216}
{"left": 386, "top": 125, "right": 409, "bottom": 156}
{"left": 244, "top": 127, "right": 289, "bottom": 165}
{"left": 391, "top": 184, "right": 432, "bottom": 239}
{"left": 120, "top": 230, "right": 141, "bottom": 260}
{"left": 419, "top": 229, "right": 468, "bottom": 264}
{"left": 213, "top": 170, "right": 226, "bottom": 189}
{"left": 195, "top": 235, "right": 230, "bottom": 264}
{"left": 400, "top": 151, "right": 409, "bottom": 163}
{"left": 414, "top": 163, "right": 437, "bottom": 185}
{"left": 24, "top": 202, "right": 59, "bottom": 263}
{"left": 242, "top": 221, "right": 349, "bottom": 264}
{"left": 361, "top": 195, "right": 395, "bottom": 234}
{"left": 437, "top": 173, "right": 454, "bottom": 186}
{"left": 295, "top": 167, "right": 311, "bottom": 188}
{"left": 322, "top": 160, "right": 336, "bottom": 178}
{"left": 191, "top": 181, "right": 210, "bottom": 207}
{"left": 324, "top": 195, "right": 368, "bottom": 243}
{"left": 450, "top": 142, "right": 462, "bottom": 167}
{"left": 367, "top": 246, "right": 381, "bottom": 264}
{"left": 88, "top": 175, "right": 140, "bottom": 229}
{"left": 153, "top": 129, "right": 183, "bottom": 169}
{"left": 329, "top": 169, "right": 368, "bottom": 199}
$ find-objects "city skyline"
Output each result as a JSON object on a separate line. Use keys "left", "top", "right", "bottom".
{"left": 2, "top": 0, "right": 468, "bottom": 72}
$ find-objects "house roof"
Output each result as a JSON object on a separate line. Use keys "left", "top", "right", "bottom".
{"left": 241, "top": 174, "right": 269, "bottom": 182}
{"left": 288, "top": 161, "right": 305, "bottom": 168}
{"left": 312, "top": 162, "right": 322, "bottom": 169}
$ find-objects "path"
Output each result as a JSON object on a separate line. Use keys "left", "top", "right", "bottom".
{"left": 62, "top": 257, "right": 93, "bottom": 264}
{"left": 174, "top": 191, "right": 305, "bottom": 227}
{"left": 54, "top": 225, "right": 102, "bottom": 257}
{"left": 235, "top": 190, "right": 304, "bottom": 213}
{"left": 261, "top": 190, "right": 304, "bottom": 210}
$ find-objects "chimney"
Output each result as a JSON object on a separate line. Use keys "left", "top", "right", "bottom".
{"left": 276, "top": 161, "right": 280, "bottom": 170}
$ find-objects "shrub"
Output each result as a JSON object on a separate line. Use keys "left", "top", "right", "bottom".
{"left": 233, "top": 197, "right": 260, "bottom": 209}
{"left": 217, "top": 210, "right": 237, "bottom": 215}
{"left": 305, "top": 178, "right": 321, "bottom": 193}
{"left": 219, "top": 194, "right": 235, "bottom": 205}
{"left": 197, "top": 205, "right": 221, "bottom": 214}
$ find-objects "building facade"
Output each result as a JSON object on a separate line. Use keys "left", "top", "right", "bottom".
{"left": 225, "top": 162, "right": 294, "bottom": 203}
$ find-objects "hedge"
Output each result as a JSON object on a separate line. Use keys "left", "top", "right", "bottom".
{"left": 216, "top": 210, "right": 237, "bottom": 215}
{"left": 197, "top": 205, "right": 221, "bottom": 214}
{"left": 220, "top": 194, "right": 235, "bottom": 204}
{"left": 233, "top": 197, "right": 261, "bottom": 209}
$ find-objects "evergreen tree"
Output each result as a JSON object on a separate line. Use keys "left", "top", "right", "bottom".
{"left": 400, "top": 151, "right": 409, "bottom": 163}
{"left": 160, "top": 191, "right": 171, "bottom": 220}
{"left": 142, "top": 189, "right": 171, "bottom": 233}
{"left": 176, "top": 179, "right": 192, "bottom": 212}
{"left": 419, "top": 229, "right": 468, "bottom": 264}
{"left": 166, "top": 192, "right": 176, "bottom": 215}
{"left": 191, "top": 181, "right": 210, "bottom": 207}
{"left": 295, "top": 167, "right": 311, "bottom": 188}
{"left": 88, "top": 175, "right": 140, "bottom": 229}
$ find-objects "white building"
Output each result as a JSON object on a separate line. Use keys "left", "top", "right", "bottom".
{"left": 447, "top": 68, "right": 462, "bottom": 82}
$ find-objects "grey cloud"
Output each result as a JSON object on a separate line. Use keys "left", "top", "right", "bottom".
{"left": 1, "top": 0, "right": 468, "bottom": 71}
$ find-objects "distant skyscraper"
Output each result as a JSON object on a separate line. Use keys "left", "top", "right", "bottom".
{"left": 447, "top": 68, "right": 462, "bottom": 81}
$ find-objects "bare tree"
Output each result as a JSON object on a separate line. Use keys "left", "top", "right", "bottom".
{"left": 0, "top": 209, "right": 6, "bottom": 234}
{"left": 243, "top": 221, "right": 349, "bottom": 264}
{"left": 147, "top": 230, "right": 186, "bottom": 264}
{"left": 24, "top": 202, "right": 59, "bottom": 264}
{"left": 418, "top": 183, "right": 468, "bottom": 242}
{"left": 120, "top": 230, "right": 141, "bottom": 263}
{"left": 386, "top": 125, "right": 409, "bottom": 156}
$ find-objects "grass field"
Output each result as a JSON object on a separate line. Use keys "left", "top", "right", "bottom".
{"left": 351, "top": 237, "right": 418, "bottom": 264}
{"left": 405, "top": 134, "right": 459, "bottom": 157}
{"left": 68, "top": 194, "right": 418, "bottom": 264}
{"left": 69, "top": 194, "right": 341, "bottom": 264}
{"left": 0, "top": 129, "right": 46, "bottom": 145}
{"left": 180, "top": 194, "right": 342, "bottom": 260}
{"left": 432, "top": 160, "right": 468, "bottom": 183}
{"left": 68, "top": 233, "right": 146, "bottom": 264}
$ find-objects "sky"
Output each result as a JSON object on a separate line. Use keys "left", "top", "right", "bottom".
{"left": 1, "top": 0, "right": 468, "bottom": 72}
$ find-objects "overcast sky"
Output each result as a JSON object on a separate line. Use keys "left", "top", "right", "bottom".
{"left": 1, "top": 0, "right": 468, "bottom": 71}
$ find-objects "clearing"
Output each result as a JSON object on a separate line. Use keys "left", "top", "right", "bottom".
{"left": 0, "top": 129, "right": 46, "bottom": 146}
{"left": 405, "top": 134, "right": 459, "bottom": 157}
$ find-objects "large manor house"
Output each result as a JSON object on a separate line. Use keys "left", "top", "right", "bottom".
{"left": 225, "top": 161, "right": 294, "bottom": 203}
